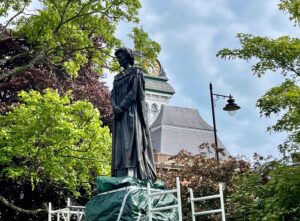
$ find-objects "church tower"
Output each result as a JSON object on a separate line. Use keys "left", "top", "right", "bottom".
{"left": 142, "top": 59, "right": 231, "bottom": 164}
{"left": 144, "top": 60, "right": 175, "bottom": 125}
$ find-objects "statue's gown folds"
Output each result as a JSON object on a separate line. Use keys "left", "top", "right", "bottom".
{"left": 111, "top": 67, "right": 156, "bottom": 181}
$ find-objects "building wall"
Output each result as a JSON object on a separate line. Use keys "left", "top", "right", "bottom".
{"left": 145, "top": 91, "right": 172, "bottom": 125}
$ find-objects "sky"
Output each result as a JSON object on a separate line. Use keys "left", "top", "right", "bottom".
{"left": 1, "top": 1, "right": 297, "bottom": 159}
{"left": 110, "top": 0, "right": 298, "bottom": 158}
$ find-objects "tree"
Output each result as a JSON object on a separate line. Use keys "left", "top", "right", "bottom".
{"left": 217, "top": 0, "right": 300, "bottom": 155}
{"left": 0, "top": 1, "right": 161, "bottom": 219}
{"left": 157, "top": 147, "right": 249, "bottom": 221}
{"left": 0, "top": 0, "right": 161, "bottom": 126}
{"left": 228, "top": 155, "right": 300, "bottom": 221}
{"left": 0, "top": 30, "right": 113, "bottom": 126}
{"left": 0, "top": 0, "right": 160, "bottom": 80}
{"left": 157, "top": 150, "right": 300, "bottom": 221}
{"left": 0, "top": 89, "right": 111, "bottom": 220}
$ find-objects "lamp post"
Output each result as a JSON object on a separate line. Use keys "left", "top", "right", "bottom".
{"left": 209, "top": 82, "right": 241, "bottom": 162}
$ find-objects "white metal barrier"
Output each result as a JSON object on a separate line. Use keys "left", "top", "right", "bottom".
{"left": 48, "top": 198, "right": 85, "bottom": 221}
{"left": 147, "top": 176, "right": 183, "bottom": 221}
{"left": 189, "top": 183, "right": 226, "bottom": 221}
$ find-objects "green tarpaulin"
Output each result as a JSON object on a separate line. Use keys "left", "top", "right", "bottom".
{"left": 85, "top": 176, "right": 178, "bottom": 221}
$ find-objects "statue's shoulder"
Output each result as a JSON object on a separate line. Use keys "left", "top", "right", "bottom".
{"left": 114, "top": 73, "right": 123, "bottom": 80}
{"left": 129, "top": 66, "right": 146, "bottom": 76}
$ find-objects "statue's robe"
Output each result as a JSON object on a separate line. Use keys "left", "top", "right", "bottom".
{"left": 111, "top": 66, "right": 156, "bottom": 181}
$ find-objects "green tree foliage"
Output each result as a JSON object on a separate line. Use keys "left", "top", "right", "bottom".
{"left": 129, "top": 27, "right": 162, "bottom": 74}
{"left": 217, "top": 0, "right": 300, "bottom": 154}
{"left": 0, "top": 25, "right": 113, "bottom": 127}
{"left": 0, "top": 0, "right": 160, "bottom": 219}
{"left": 0, "top": 0, "right": 160, "bottom": 80}
{"left": 157, "top": 147, "right": 249, "bottom": 221}
{"left": 0, "top": 89, "right": 111, "bottom": 220}
{"left": 228, "top": 156, "right": 300, "bottom": 220}
{"left": 257, "top": 80, "right": 300, "bottom": 153}
{"left": 0, "top": 89, "right": 111, "bottom": 194}
{"left": 279, "top": 0, "right": 300, "bottom": 25}
{"left": 0, "top": 1, "right": 160, "bottom": 219}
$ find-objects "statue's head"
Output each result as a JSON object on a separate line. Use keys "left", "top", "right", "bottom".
{"left": 115, "top": 48, "right": 134, "bottom": 67}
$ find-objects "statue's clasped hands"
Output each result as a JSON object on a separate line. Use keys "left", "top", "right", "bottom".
{"left": 113, "top": 105, "right": 123, "bottom": 120}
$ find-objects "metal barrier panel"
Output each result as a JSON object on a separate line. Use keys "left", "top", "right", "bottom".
{"left": 189, "top": 183, "right": 226, "bottom": 221}
{"left": 147, "top": 177, "right": 182, "bottom": 221}
{"left": 48, "top": 198, "right": 85, "bottom": 221}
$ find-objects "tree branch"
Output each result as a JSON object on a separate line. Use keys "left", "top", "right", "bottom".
{"left": 46, "top": 45, "right": 105, "bottom": 60}
{"left": 57, "top": 154, "right": 109, "bottom": 163}
{"left": 5, "top": 4, "right": 27, "bottom": 28}
{"left": 0, "top": 50, "right": 32, "bottom": 65}
{"left": 53, "top": 0, "right": 72, "bottom": 33}
{"left": 287, "top": 64, "right": 300, "bottom": 77}
{"left": 54, "top": 0, "right": 97, "bottom": 34}
{"left": 0, "top": 194, "right": 47, "bottom": 215}
{"left": 61, "top": 11, "right": 100, "bottom": 27}
{"left": 0, "top": 50, "right": 46, "bottom": 81}
{"left": 0, "top": 37, "right": 14, "bottom": 43}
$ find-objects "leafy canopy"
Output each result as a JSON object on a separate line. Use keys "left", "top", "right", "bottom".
{"left": 229, "top": 158, "right": 300, "bottom": 221}
{"left": 218, "top": 34, "right": 300, "bottom": 77}
{"left": 0, "top": 0, "right": 159, "bottom": 217}
{"left": 157, "top": 148, "right": 249, "bottom": 220}
{"left": 0, "top": 0, "right": 160, "bottom": 80}
{"left": 0, "top": 89, "right": 111, "bottom": 195}
{"left": 217, "top": 0, "right": 300, "bottom": 154}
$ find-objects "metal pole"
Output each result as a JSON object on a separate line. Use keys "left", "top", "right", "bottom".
{"left": 189, "top": 188, "right": 196, "bottom": 221}
{"left": 176, "top": 177, "right": 183, "bottom": 221}
{"left": 48, "top": 202, "right": 52, "bottom": 221}
{"left": 67, "top": 198, "right": 71, "bottom": 221}
{"left": 219, "top": 183, "right": 226, "bottom": 221}
{"left": 210, "top": 82, "right": 219, "bottom": 162}
{"left": 147, "top": 182, "right": 153, "bottom": 221}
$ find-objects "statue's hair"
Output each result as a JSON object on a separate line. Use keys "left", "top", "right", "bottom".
{"left": 115, "top": 48, "right": 134, "bottom": 65}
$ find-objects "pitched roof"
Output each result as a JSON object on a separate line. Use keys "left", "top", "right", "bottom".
{"left": 150, "top": 105, "right": 230, "bottom": 159}
{"left": 150, "top": 105, "right": 213, "bottom": 130}
{"left": 144, "top": 77, "right": 175, "bottom": 95}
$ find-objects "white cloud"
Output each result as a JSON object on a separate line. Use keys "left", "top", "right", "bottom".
{"left": 175, "top": 0, "right": 234, "bottom": 20}
{"left": 113, "top": 0, "right": 294, "bottom": 158}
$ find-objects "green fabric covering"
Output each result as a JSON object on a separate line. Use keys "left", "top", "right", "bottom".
{"left": 85, "top": 176, "right": 178, "bottom": 221}
{"left": 95, "top": 176, "right": 165, "bottom": 193}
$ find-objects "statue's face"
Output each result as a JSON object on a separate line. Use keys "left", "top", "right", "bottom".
{"left": 116, "top": 52, "right": 130, "bottom": 68}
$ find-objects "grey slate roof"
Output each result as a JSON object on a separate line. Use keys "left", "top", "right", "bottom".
{"left": 144, "top": 76, "right": 175, "bottom": 95}
{"left": 151, "top": 106, "right": 213, "bottom": 130}
{"left": 150, "top": 105, "right": 230, "bottom": 159}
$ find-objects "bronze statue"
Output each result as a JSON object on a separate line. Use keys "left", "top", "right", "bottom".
{"left": 111, "top": 48, "right": 156, "bottom": 181}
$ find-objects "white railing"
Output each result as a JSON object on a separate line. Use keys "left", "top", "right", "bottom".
{"left": 189, "top": 183, "right": 226, "bottom": 221}
{"left": 48, "top": 198, "right": 85, "bottom": 221}
{"left": 147, "top": 176, "right": 183, "bottom": 221}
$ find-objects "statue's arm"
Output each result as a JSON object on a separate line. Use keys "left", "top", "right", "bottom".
{"left": 111, "top": 83, "right": 123, "bottom": 115}
{"left": 119, "top": 69, "right": 142, "bottom": 110}
{"left": 137, "top": 69, "right": 145, "bottom": 101}
{"left": 111, "top": 87, "right": 117, "bottom": 108}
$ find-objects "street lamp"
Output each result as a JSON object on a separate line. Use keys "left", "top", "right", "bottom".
{"left": 209, "top": 82, "right": 240, "bottom": 162}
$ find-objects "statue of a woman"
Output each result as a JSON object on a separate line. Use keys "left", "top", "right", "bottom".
{"left": 111, "top": 48, "right": 156, "bottom": 182}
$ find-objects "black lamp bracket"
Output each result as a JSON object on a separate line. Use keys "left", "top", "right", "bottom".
{"left": 212, "top": 93, "right": 232, "bottom": 106}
